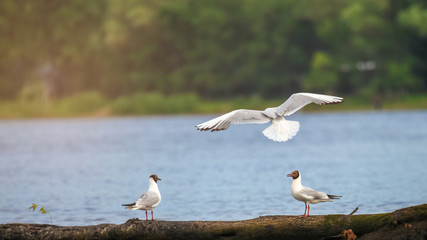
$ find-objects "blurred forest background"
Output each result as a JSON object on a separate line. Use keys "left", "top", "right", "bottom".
{"left": 1, "top": 0, "right": 427, "bottom": 117}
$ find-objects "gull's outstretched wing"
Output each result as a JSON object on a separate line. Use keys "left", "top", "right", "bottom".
{"left": 196, "top": 109, "right": 270, "bottom": 132}
{"left": 274, "top": 93, "right": 343, "bottom": 116}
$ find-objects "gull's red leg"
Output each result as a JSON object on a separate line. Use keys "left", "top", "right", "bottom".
{"left": 303, "top": 203, "right": 307, "bottom": 217}
{"left": 151, "top": 210, "right": 154, "bottom": 220}
{"left": 145, "top": 210, "right": 148, "bottom": 220}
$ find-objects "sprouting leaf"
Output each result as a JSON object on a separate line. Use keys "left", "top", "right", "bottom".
{"left": 29, "top": 203, "right": 37, "bottom": 212}
{"left": 39, "top": 207, "right": 47, "bottom": 214}
{"left": 28, "top": 203, "right": 53, "bottom": 224}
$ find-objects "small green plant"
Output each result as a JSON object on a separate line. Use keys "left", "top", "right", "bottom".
{"left": 29, "top": 203, "right": 52, "bottom": 224}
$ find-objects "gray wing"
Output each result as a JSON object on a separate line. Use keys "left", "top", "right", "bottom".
{"left": 196, "top": 109, "right": 270, "bottom": 132}
{"left": 136, "top": 191, "right": 160, "bottom": 208}
{"left": 300, "top": 187, "right": 329, "bottom": 200}
{"left": 274, "top": 93, "right": 343, "bottom": 116}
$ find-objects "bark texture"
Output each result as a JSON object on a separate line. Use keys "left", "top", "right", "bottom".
{"left": 0, "top": 204, "right": 426, "bottom": 240}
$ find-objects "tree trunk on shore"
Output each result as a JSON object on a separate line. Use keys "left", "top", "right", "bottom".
{"left": 1, "top": 204, "right": 426, "bottom": 240}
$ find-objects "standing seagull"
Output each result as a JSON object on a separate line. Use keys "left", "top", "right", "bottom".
{"left": 122, "top": 174, "right": 162, "bottom": 220}
{"left": 287, "top": 170, "right": 341, "bottom": 217}
{"left": 196, "top": 92, "right": 343, "bottom": 142}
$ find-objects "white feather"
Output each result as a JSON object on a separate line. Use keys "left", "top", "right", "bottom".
{"left": 262, "top": 118, "right": 300, "bottom": 142}
{"left": 196, "top": 92, "right": 342, "bottom": 142}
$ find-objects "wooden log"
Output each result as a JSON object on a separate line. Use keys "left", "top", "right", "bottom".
{"left": 0, "top": 204, "right": 426, "bottom": 240}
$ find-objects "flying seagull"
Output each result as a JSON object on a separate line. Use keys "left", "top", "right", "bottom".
{"left": 196, "top": 92, "right": 343, "bottom": 142}
{"left": 287, "top": 170, "right": 341, "bottom": 217}
{"left": 122, "top": 174, "right": 162, "bottom": 220}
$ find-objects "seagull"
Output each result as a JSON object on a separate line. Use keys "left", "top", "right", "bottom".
{"left": 122, "top": 174, "right": 162, "bottom": 220}
{"left": 196, "top": 92, "right": 343, "bottom": 142}
{"left": 287, "top": 170, "right": 341, "bottom": 217}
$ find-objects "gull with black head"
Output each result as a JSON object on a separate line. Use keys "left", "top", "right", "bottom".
{"left": 122, "top": 174, "right": 162, "bottom": 220}
{"left": 287, "top": 170, "right": 341, "bottom": 217}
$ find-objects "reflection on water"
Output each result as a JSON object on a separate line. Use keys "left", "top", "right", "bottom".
{"left": 0, "top": 110, "right": 426, "bottom": 226}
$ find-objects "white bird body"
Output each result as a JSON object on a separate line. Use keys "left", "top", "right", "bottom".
{"left": 196, "top": 92, "right": 343, "bottom": 142}
{"left": 122, "top": 174, "right": 161, "bottom": 220}
{"left": 287, "top": 170, "right": 340, "bottom": 217}
{"left": 290, "top": 173, "right": 332, "bottom": 204}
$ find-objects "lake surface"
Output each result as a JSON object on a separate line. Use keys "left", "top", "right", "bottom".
{"left": 0, "top": 110, "right": 426, "bottom": 226}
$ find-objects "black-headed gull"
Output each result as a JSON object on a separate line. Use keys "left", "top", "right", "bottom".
{"left": 287, "top": 170, "right": 341, "bottom": 217}
{"left": 122, "top": 174, "right": 162, "bottom": 220}
{"left": 196, "top": 92, "right": 343, "bottom": 142}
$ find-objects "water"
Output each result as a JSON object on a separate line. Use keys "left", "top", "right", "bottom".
{"left": 0, "top": 110, "right": 426, "bottom": 226}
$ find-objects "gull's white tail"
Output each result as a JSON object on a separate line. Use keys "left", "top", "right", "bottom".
{"left": 262, "top": 118, "right": 300, "bottom": 142}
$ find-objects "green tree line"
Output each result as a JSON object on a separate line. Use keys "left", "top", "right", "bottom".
{"left": 1, "top": 0, "right": 427, "bottom": 103}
